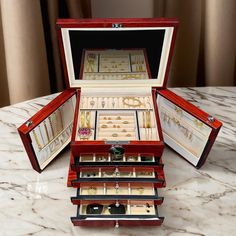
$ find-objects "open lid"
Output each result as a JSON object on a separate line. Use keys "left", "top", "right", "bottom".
{"left": 57, "top": 18, "right": 178, "bottom": 89}
{"left": 156, "top": 89, "right": 222, "bottom": 168}
{"left": 18, "top": 90, "right": 77, "bottom": 172}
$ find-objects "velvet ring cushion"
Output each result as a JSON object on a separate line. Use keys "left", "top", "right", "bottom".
{"left": 96, "top": 111, "right": 138, "bottom": 141}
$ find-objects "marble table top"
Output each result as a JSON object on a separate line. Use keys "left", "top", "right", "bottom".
{"left": 0, "top": 87, "right": 235, "bottom": 236}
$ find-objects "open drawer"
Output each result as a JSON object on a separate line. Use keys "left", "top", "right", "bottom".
{"left": 71, "top": 166, "right": 165, "bottom": 188}
{"left": 71, "top": 182, "right": 164, "bottom": 204}
{"left": 71, "top": 200, "right": 164, "bottom": 227}
{"left": 72, "top": 152, "right": 163, "bottom": 169}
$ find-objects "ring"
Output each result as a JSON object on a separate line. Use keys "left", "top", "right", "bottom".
{"left": 126, "top": 133, "right": 131, "bottom": 137}
{"left": 101, "top": 124, "right": 108, "bottom": 128}
{"left": 138, "top": 187, "right": 144, "bottom": 194}
{"left": 107, "top": 121, "right": 113, "bottom": 124}
{"left": 78, "top": 127, "right": 92, "bottom": 140}
{"left": 123, "top": 121, "right": 129, "bottom": 124}
{"left": 88, "top": 187, "right": 97, "bottom": 195}
{"left": 116, "top": 116, "right": 122, "bottom": 120}
{"left": 122, "top": 129, "right": 127, "bottom": 132}
{"left": 112, "top": 133, "right": 118, "bottom": 137}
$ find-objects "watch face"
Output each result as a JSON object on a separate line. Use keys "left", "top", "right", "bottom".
{"left": 107, "top": 204, "right": 126, "bottom": 215}
{"left": 109, "top": 145, "right": 125, "bottom": 161}
{"left": 86, "top": 204, "right": 103, "bottom": 215}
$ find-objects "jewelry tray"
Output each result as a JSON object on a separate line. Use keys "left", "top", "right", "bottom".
{"left": 71, "top": 153, "right": 162, "bottom": 169}
{"left": 71, "top": 182, "right": 164, "bottom": 203}
{"left": 71, "top": 200, "right": 164, "bottom": 226}
{"left": 71, "top": 166, "right": 165, "bottom": 188}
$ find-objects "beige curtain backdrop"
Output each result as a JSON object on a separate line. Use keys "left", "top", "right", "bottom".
{"left": 0, "top": 0, "right": 235, "bottom": 107}
{"left": 154, "top": 0, "right": 236, "bottom": 87}
{"left": 0, "top": 0, "right": 91, "bottom": 107}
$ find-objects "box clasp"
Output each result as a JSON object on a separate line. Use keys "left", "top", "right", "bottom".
{"left": 112, "top": 23, "right": 123, "bottom": 28}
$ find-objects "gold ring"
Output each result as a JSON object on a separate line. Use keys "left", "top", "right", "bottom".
{"left": 101, "top": 124, "right": 108, "bottom": 128}
{"left": 138, "top": 187, "right": 144, "bottom": 194}
{"left": 122, "top": 129, "right": 127, "bottom": 132}
{"left": 88, "top": 187, "right": 97, "bottom": 195}
{"left": 123, "top": 121, "right": 129, "bottom": 124}
{"left": 107, "top": 121, "right": 113, "bottom": 124}
{"left": 116, "top": 116, "right": 122, "bottom": 120}
{"left": 126, "top": 133, "right": 131, "bottom": 137}
{"left": 112, "top": 133, "right": 118, "bottom": 137}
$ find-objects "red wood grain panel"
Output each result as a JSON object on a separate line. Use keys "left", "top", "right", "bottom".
{"left": 18, "top": 90, "right": 77, "bottom": 172}
{"left": 56, "top": 18, "right": 178, "bottom": 89}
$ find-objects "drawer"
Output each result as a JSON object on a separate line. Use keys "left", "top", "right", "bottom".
{"left": 71, "top": 200, "right": 164, "bottom": 227}
{"left": 71, "top": 182, "right": 164, "bottom": 204}
{"left": 72, "top": 153, "right": 163, "bottom": 170}
{"left": 71, "top": 166, "right": 165, "bottom": 188}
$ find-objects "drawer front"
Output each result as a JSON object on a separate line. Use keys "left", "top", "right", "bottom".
{"left": 71, "top": 201, "right": 164, "bottom": 227}
{"left": 71, "top": 218, "right": 164, "bottom": 227}
{"left": 73, "top": 153, "right": 162, "bottom": 168}
{"left": 71, "top": 183, "right": 164, "bottom": 204}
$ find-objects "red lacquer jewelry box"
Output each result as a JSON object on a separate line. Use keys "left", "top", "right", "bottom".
{"left": 18, "top": 18, "right": 222, "bottom": 227}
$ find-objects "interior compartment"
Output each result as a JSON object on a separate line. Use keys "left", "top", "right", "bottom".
{"left": 157, "top": 93, "right": 212, "bottom": 166}
{"left": 73, "top": 153, "right": 162, "bottom": 170}
{"left": 76, "top": 89, "right": 160, "bottom": 142}
{"left": 79, "top": 183, "right": 156, "bottom": 196}
{"left": 79, "top": 200, "right": 158, "bottom": 217}
{"left": 79, "top": 167, "right": 156, "bottom": 179}
{"left": 81, "top": 49, "right": 150, "bottom": 80}
{"left": 28, "top": 94, "right": 76, "bottom": 169}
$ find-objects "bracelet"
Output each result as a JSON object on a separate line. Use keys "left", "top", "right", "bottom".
{"left": 122, "top": 97, "right": 143, "bottom": 108}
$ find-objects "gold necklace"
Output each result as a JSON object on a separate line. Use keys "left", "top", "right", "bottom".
{"left": 32, "top": 129, "right": 42, "bottom": 150}
{"left": 48, "top": 116, "right": 55, "bottom": 137}
{"left": 43, "top": 121, "right": 50, "bottom": 143}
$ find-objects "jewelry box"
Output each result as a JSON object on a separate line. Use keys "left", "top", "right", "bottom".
{"left": 18, "top": 18, "right": 222, "bottom": 227}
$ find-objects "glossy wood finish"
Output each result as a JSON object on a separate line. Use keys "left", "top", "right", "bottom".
{"left": 67, "top": 154, "right": 77, "bottom": 187}
{"left": 71, "top": 141, "right": 164, "bottom": 157}
{"left": 56, "top": 18, "right": 178, "bottom": 89}
{"left": 157, "top": 89, "right": 222, "bottom": 168}
{"left": 71, "top": 218, "right": 164, "bottom": 227}
{"left": 71, "top": 164, "right": 164, "bottom": 172}
{"left": 18, "top": 90, "right": 77, "bottom": 173}
{"left": 71, "top": 196, "right": 164, "bottom": 205}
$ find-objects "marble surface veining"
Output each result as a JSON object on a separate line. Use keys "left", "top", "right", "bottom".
{"left": 0, "top": 87, "right": 235, "bottom": 236}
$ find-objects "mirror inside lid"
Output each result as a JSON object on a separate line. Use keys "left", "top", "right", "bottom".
{"left": 57, "top": 18, "right": 178, "bottom": 88}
